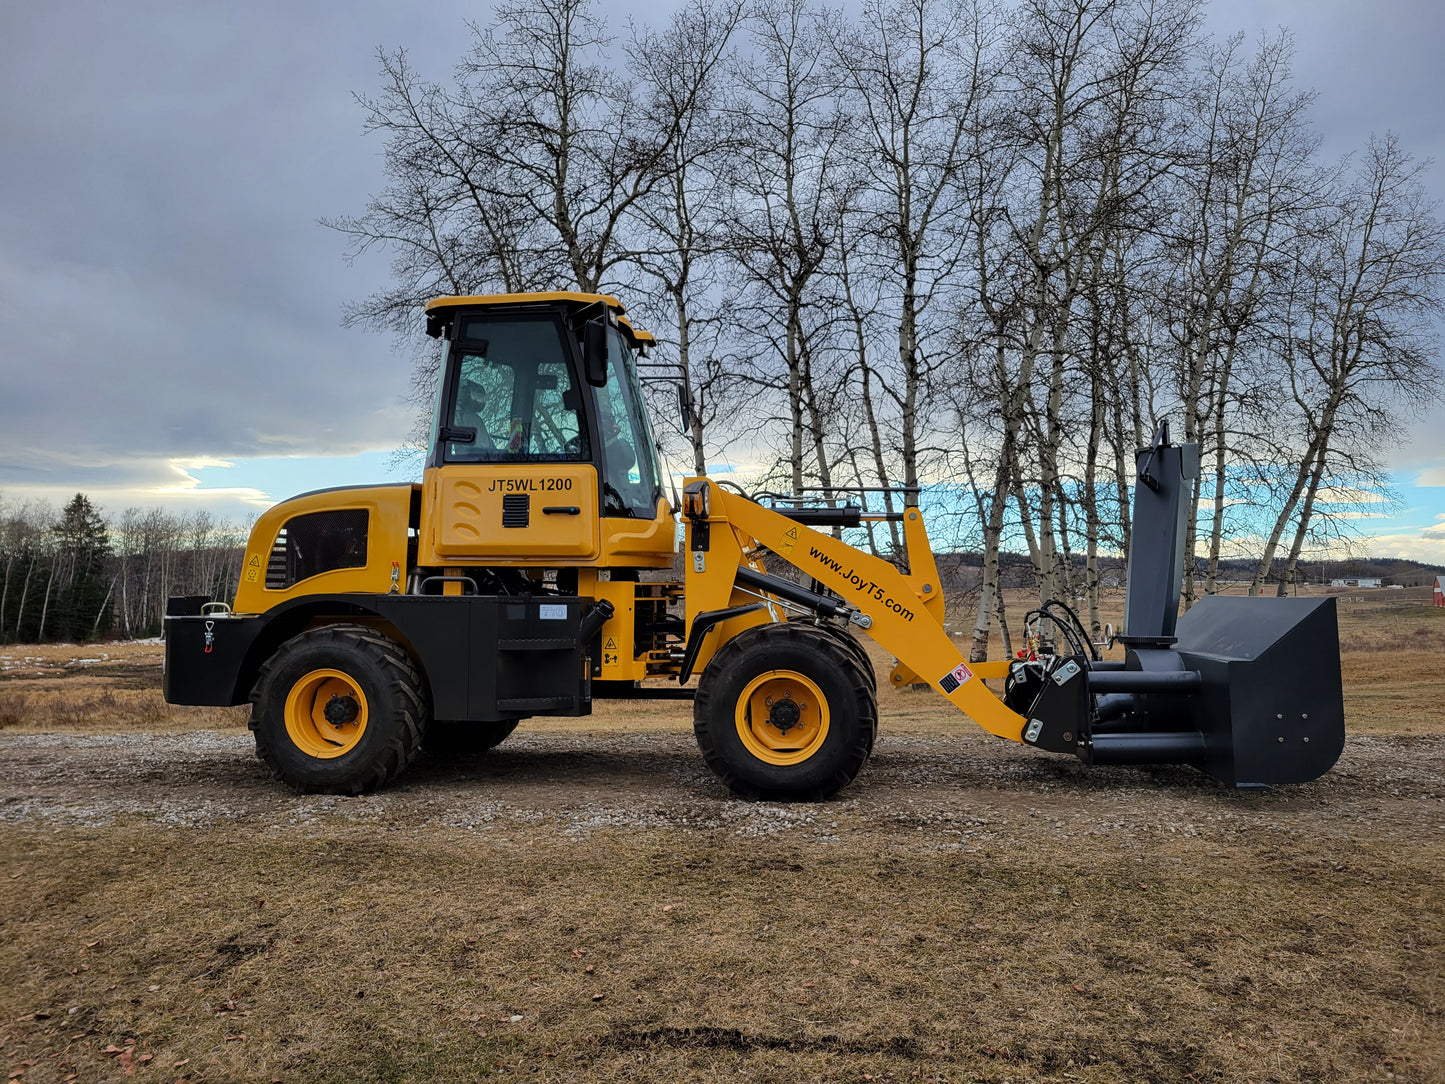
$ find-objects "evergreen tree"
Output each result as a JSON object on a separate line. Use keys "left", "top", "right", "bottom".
{"left": 52, "top": 494, "right": 112, "bottom": 641}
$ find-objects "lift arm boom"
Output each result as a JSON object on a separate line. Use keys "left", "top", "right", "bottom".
{"left": 683, "top": 481, "right": 1026, "bottom": 742}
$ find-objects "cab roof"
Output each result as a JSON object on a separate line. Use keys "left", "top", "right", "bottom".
{"left": 425, "top": 291, "right": 654, "bottom": 351}
{"left": 425, "top": 291, "right": 626, "bottom": 316}
{"left": 617, "top": 316, "right": 655, "bottom": 346}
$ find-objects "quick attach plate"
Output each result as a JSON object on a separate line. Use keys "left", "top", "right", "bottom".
{"left": 1021, "top": 655, "right": 1088, "bottom": 755}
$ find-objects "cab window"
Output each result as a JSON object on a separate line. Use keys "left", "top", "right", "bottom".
{"left": 598, "top": 327, "right": 663, "bottom": 517}
{"left": 443, "top": 317, "right": 586, "bottom": 463}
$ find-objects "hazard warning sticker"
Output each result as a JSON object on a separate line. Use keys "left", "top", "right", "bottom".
{"left": 938, "top": 662, "right": 974, "bottom": 694}
{"left": 779, "top": 525, "right": 798, "bottom": 555}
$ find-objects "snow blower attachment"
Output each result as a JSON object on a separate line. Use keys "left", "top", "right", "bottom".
{"left": 1005, "top": 423, "right": 1346, "bottom": 788}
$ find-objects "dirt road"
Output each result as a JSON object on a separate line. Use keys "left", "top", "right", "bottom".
{"left": 2, "top": 725, "right": 1440, "bottom": 844}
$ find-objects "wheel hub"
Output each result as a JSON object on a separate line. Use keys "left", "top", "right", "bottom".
{"left": 768, "top": 697, "right": 801, "bottom": 733}
{"left": 324, "top": 694, "right": 360, "bottom": 725}
{"left": 283, "top": 669, "right": 370, "bottom": 760}
{"left": 735, "top": 671, "right": 831, "bottom": 766}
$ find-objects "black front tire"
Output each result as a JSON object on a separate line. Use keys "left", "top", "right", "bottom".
{"left": 802, "top": 624, "right": 878, "bottom": 755}
{"left": 810, "top": 622, "right": 877, "bottom": 693}
{"left": 250, "top": 624, "right": 428, "bottom": 795}
{"left": 694, "top": 622, "right": 876, "bottom": 801}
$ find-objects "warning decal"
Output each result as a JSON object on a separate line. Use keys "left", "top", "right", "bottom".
{"left": 247, "top": 554, "right": 261, "bottom": 567}
{"left": 780, "top": 525, "right": 798, "bottom": 555}
{"left": 938, "top": 662, "right": 974, "bottom": 694}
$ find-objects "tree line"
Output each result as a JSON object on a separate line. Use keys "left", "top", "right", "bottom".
{"left": 0, "top": 495, "right": 247, "bottom": 644}
{"left": 331, "top": 0, "right": 1445, "bottom": 662}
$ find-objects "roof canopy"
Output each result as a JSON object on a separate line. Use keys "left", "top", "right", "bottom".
{"left": 424, "top": 291, "right": 653, "bottom": 351}
{"left": 425, "top": 290, "right": 625, "bottom": 315}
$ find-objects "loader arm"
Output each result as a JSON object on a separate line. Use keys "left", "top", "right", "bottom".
{"left": 684, "top": 481, "right": 1025, "bottom": 742}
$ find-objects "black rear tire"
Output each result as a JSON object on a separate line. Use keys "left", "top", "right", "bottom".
{"left": 250, "top": 624, "right": 428, "bottom": 795}
{"left": 424, "top": 720, "right": 520, "bottom": 755}
{"left": 694, "top": 622, "right": 876, "bottom": 801}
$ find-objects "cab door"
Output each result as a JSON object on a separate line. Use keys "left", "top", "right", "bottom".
{"left": 418, "top": 313, "right": 600, "bottom": 564}
{"left": 423, "top": 462, "right": 599, "bottom": 561}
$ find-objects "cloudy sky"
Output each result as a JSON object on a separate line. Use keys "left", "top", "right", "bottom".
{"left": 1, "top": 0, "right": 1443, "bottom": 558}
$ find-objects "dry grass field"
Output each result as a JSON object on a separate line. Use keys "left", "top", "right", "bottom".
{"left": 0, "top": 591, "right": 1441, "bottom": 1082}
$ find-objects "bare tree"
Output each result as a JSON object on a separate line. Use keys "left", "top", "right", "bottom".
{"left": 326, "top": 48, "right": 553, "bottom": 333}
{"left": 960, "top": 0, "right": 1200, "bottom": 656}
{"left": 725, "top": 0, "right": 851, "bottom": 496}
{"left": 461, "top": 0, "right": 679, "bottom": 293}
{"left": 825, "top": 0, "right": 997, "bottom": 496}
{"left": 836, "top": 228, "right": 906, "bottom": 558}
{"left": 1252, "top": 135, "right": 1445, "bottom": 594}
{"left": 626, "top": 0, "right": 747, "bottom": 475}
{"left": 1156, "top": 31, "right": 1321, "bottom": 605}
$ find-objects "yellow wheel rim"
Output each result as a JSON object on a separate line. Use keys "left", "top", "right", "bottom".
{"left": 734, "top": 670, "right": 830, "bottom": 766}
{"left": 283, "top": 668, "right": 369, "bottom": 759}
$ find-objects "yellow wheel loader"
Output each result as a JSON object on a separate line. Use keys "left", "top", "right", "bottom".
{"left": 163, "top": 292, "right": 1345, "bottom": 797}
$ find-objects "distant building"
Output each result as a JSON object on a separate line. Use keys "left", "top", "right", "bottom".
{"left": 1436, "top": 576, "right": 1445, "bottom": 607}
{"left": 1331, "top": 577, "right": 1382, "bottom": 588}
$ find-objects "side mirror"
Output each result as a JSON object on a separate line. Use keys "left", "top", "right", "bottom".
{"left": 677, "top": 383, "right": 693, "bottom": 429}
{"left": 583, "top": 319, "right": 608, "bottom": 387}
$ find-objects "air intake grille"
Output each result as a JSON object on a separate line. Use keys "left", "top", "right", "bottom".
{"left": 502, "top": 494, "right": 530, "bottom": 528}
{"left": 265, "top": 528, "right": 289, "bottom": 589}
{"left": 263, "top": 509, "right": 370, "bottom": 590}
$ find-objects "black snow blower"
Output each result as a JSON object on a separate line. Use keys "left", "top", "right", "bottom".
{"left": 1004, "top": 424, "right": 1346, "bottom": 788}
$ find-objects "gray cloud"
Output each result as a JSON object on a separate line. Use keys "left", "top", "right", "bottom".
{"left": 0, "top": 0, "right": 474, "bottom": 496}
{"left": 1, "top": 0, "right": 1442, "bottom": 512}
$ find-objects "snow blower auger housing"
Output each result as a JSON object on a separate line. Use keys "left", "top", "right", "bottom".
{"left": 161, "top": 292, "right": 1345, "bottom": 797}
{"left": 1004, "top": 424, "right": 1345, "bottom": 788}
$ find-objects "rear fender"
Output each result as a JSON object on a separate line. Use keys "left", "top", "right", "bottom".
{"left": 163, "top": 596, "right": 443, "bottom": 712}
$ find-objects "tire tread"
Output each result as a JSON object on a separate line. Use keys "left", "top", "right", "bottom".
{"left": 694, "top": 621, "right": 877, "bottom": 801}
{"left": 250, "top": 623, "right": 428, "bottom": 795}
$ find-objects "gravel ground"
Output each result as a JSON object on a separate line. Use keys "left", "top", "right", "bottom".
{"left": 1, "top": 727, "right": 1440, "bottom": 848}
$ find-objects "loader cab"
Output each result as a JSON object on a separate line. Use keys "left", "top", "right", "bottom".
{"left": 416, "top": 292, "right": 674, "bottom": 570}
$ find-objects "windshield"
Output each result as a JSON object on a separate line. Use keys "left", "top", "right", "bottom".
{"left": 598, "top": 327, "right": 663, "bottom": 517}
{"left": 442, "top": 316, "right": 587, "bottom": 463}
